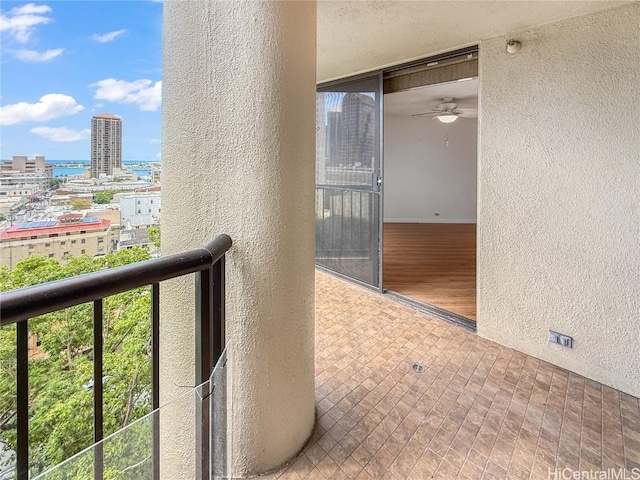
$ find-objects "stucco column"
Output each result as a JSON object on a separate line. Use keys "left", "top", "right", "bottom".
{"left": 161, "top": 1, "right": 316, "bottom": 477}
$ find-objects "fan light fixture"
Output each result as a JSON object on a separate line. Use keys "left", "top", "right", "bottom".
{"left": 436, "top": 113, "right": 458, "bottom": 124}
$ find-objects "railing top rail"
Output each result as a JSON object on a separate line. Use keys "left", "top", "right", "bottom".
{"left": 0, "top": 234, "right": 232, "bottom": 327}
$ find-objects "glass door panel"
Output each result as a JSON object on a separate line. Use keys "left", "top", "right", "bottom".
{"left": 315, "top": 74, "right": 382, "bottom": 289}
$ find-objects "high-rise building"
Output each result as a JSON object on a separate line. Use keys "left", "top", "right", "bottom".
{"left": 323, "top": 93, "right": 375, "bottom": 169}
{"left": 91, "top": 114, "right": 122, "bottom": 178}
{"left": 338, "top": 93, "right": 375, "bottom": 169}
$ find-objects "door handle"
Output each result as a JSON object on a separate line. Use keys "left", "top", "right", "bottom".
{"left": 372, "top": 175, "right": 382, "bottom": 191}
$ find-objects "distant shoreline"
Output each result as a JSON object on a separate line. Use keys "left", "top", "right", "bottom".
{"left": 46, "top": 160, "right": 161, "bottom": 165}
{"left": 46, "top": 160, "right": 160, "bottom": 178}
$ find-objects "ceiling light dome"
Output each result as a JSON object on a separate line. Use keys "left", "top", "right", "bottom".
{"left": 436, "top": 113, "right": 458, "bottom": 124}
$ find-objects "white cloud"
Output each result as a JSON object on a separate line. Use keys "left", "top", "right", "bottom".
{"left": 0, "top": 94, "right": 84, "bottom": 125}
{"left": 13, "top": 47, "right": 63, "bottom": 62}
{"left": 90, "top": 78, "right": 162, "bottom": 111}
{"left": 0, "top": 3, "right": 53, "bottom": 44}
{"left": 149, "top": 138, "right": 160, "bottom": 144}
{"left": 11, "top": 4, "right": 51, "bottom": 15}
{"left": 30, "top": 126, "right": 90, "bottom": 142}
{"left": 92, "top": 29, "right": 126, "bottom": 43}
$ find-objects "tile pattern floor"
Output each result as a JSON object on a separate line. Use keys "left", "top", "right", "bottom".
{"left": 261, "top": 271, "right": 640, "bottom": 480}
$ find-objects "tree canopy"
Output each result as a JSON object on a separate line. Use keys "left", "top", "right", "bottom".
{"left": 48, "top": 178, "right": 65, "bottom": 190}
{"left": 70, "top": 198, "right": 92, "bottom": 210}
{"left": 93, "top": 190, "right": 118, "bottom": 205}
{"left": 0, "top": 247, "right": 153, "bottom": 476}
{"left": 147, "top": 226, "right": 160, "bottom": 249}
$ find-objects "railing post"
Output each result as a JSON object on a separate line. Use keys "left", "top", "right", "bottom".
{"left": 93, "top": 299, "right": 104, "bottom": 480}
{"left": 195, "top": 266, "right": 213, "bottom": 480}
{"left": 211, "top": 255, "right": 226, "bottom": 478}
{"left": 151, "top": 283, "right": 160, "bottom": 480}
{"left": 212, "top": 255, "right": 225, "bottom": 363}
{"left": 16, "top": 321, "right": 29, "bottom": 480}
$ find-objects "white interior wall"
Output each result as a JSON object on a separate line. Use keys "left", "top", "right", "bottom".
{"left": 478, "top": 3, "right": 640, "bottom": 397}
{"left": 383, "top": 115, "right": 477, "bottom": 223}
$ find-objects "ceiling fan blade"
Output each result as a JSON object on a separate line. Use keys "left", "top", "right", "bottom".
{"left": 453, "top": 101, "right": 477, "bottom": 108}
{"left": 411, "top": 111, "right": 439, "bottom": 117}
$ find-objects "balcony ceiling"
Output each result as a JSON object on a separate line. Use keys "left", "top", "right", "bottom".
{"left": 317, "top": 1, "right": 630, "bottom": 82}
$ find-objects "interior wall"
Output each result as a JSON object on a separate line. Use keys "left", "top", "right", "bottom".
{"left": 383, "top": 115, "right": 477, "bottom": 223}
{"left": 478, "top": 3, "right": 640, "bottom": 397}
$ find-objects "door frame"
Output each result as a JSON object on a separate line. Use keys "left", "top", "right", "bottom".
{"left": 316, "top": 45, "right": 479, "bottom": 303}
{"left": 316, "top": 71, "right": 385, "bottom": 292}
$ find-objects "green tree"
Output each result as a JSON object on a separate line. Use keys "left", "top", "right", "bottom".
{"left": 70, "top": 198, "right": 92, "bottom": 210}
{"left": 48, "top": 178, "right": 64, "bottom": 190}
{"left": 0, "top": 247, "right": 153, "bottom": 476}
{"left": 0, "top": 213, "right": 6, "bottom": 222}
{"left": 93, "top": 190, "right": 118, "bottom": 204}
{"left": 147, "top": 226, "right": 160, "bottom": 249}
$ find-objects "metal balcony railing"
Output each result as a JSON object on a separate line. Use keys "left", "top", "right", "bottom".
{"left": 0, "top": 234, "right": 232, "bottom": 480}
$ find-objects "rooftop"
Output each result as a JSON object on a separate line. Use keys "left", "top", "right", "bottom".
{"left": 0, "top": 217, "right": 110, "bottom": 240}
{"left": 93, "top": 113, "right": 121, "bottom": 120}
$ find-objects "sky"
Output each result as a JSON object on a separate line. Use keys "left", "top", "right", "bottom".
{"left": 0, "top": 1, "right": 163, "bottom": 161}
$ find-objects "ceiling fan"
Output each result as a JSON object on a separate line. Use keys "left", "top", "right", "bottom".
{"left": 412, "top": 97, "right": 477, "bottom": 123}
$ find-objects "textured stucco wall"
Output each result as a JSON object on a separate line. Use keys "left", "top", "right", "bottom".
{"left": 384, "top": 115, "right": 477, "bottom": 223}
{"left": 162, "top": 1, "right": 316, "bottom": 476}
{"left": 478, "top": 3, "right": 640, "bottom": 397}
{"left": 317, "top": 1, "right": 630, "bottom": 82}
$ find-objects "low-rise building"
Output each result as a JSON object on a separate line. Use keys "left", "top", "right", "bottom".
{"left": 124, "top": 214, "right": 157, "bottom": 230}
{"left": 0, "top": 172, "right": 50, "bottom": 188}
{"left": 110, "top": 168, "right": 137, "bottom": 182}
{"left": 0, "top": 183, "right": 39, "bottom": 199}
{"left": 61, "top": 179, "right": 153, "bottom": 193}
{"left": 0, "top": 215, "right": 116, "bottom": 269}
{"left": 0, "top": 155, "right": 52, "bottom": 178}
{"left": 120, "top": 192, "right": 161, "bottom": 224}
{"left": 151, "top": 165, "right": 161, "bottom": 184}
{"left": 50, "top": 193, "right": 94, "bottom": 207}
{"left": 89, "top": 208, "right": 121, "bottom": 227}
{"left": 118, "top": 227, "right": 159, "bottom": 257}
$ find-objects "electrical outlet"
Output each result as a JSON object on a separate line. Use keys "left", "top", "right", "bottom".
{"left": 559, "top": 334, "right": 573, "bottom": 348}
{"left": 549, "top": 330, "right": 573, "bottom": 348}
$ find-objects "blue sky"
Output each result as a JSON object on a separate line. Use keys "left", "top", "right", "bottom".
{"left": 0, "top": 1, "right": 163, "bottom": 161}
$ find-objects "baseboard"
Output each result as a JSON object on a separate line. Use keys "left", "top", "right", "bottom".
{"left": 383, "top": 218, "right": 477, "bottom": 224}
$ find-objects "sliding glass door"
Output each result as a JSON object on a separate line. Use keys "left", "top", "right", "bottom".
{"left": 315, "top": 73, "right": 383, "bottom": 289}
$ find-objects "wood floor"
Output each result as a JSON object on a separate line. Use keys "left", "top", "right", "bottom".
{"left": 383, "top": 223, "right": 476, "bottom": 321}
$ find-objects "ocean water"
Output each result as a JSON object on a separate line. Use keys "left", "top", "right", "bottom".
{"left": 47, "top": 160, "right": 159, "bottom": 179}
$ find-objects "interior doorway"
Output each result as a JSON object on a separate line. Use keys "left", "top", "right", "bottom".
{"left": 382, "top": 78, "right": 478, "bottom": 321}
{"left": 315, "top": 47, "right": 479, "bottom": 324}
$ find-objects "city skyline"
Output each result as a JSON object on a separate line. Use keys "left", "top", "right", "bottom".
{"left": 0, "top": 1, "right": 163, "bottom": 161}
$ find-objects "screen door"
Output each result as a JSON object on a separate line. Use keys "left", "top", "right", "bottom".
{"left": 315, "top": 73, "right": 383, "bottom": 289}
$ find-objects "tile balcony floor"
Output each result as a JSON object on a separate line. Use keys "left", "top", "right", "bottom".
{"left": 261, "top": 271, "right": 640, "bottom": 480}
